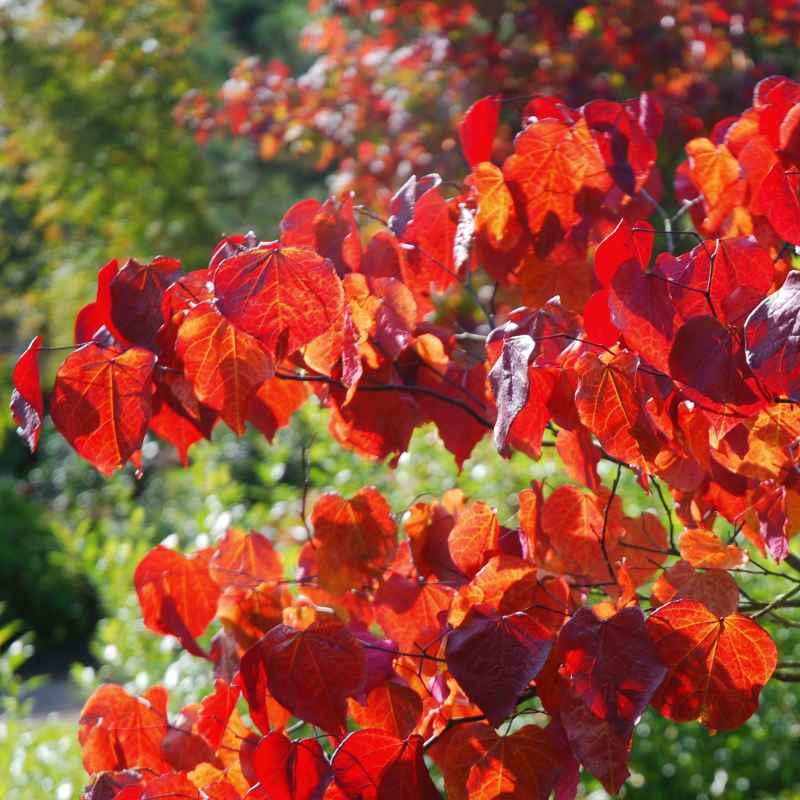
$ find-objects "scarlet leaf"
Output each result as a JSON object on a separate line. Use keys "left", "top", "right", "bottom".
{"left": 349, "top": 680, "right": 423, "bottom": 739}
{"left": 74, "top": 259, "right": 120, "bottom": 344}
{"left": 647, "top": 599, "right": 777, "bottom": 730}
{"left": 50, "top": 342, "right": 155, "bottom": 475}
{"left": 197, "top": 679, "right": 240, "bottom": 751}
{"left": 446, "top": 607, "right": 553, "bottom": 726}
{"left": 374, "top": 572, "right": 453, "bottom": 653}
{"left": 459, "top": 95, "right": 500, "bottom": 166}
{"left": 503, "top": 118, "right": 609, "bottom": 246}
{"left": 332, "top": 730, "right": 440, "bottom": 800}
{"left": 244, "top": 618, "right": 366, "bottom": 737}
{"left": 575, "top": 351, "right": 655, "bottom": 469}
{"left": 594, "top": 218, "right": 654, "bottom": 287}
{"left": 176, "top": 304, "right": 273, "bottom": 435}
{"left": 10, "top": 335, "right": 43, "bottom": 453}
{"left": 608, "top": 256, "right": 677, "bottom": 373}
{"left": 443, "top": 722, "right": 566, "bottom": 800}
{"left": 214, "top": 244, "right": 344, "bottom": 360}
{"left": 210, "top": 528, "right": 283, "bottom": 590}
{"left": 311, "top": 487, "right": 397, "bottom": 595}
{"left": 134, "top": 545, "right": 220, "bottom": 658}
{"left": 252, "top": 731, "right": 332, "bottom": 800}
{"left": 756, "top": 162, "right": 800, "bottom": 244}
{"left": 246, "top": 375, "right": 311, "bottom": 441}
{"left": 78, "top": 684, "right": 169, "bottom": 774}
{"left": 109, "top": 256, "right": 181, "bottom": 349}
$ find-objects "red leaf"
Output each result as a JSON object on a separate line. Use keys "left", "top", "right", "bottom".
{"left": 10, "top": 335, "right": 43, "bottom": 452}
{"left": 197, "top": 679, "right": 240, "bottom": 751}
{"left": 446, "top": 607, "right": 553, "bottom": 726}
{"left": 78, "top": 684, "right": 169, "bottom": 774}
{"left": 459, "top": 95, "right": 500, "bottom": 167}
{"left": 328, "top": 361, "right": 420, "bottom": 463}
{"left": 210, "top": 528, "right": 283, "bottom": 590}
{"left": 214, "top": 244, "right": 344, "bottom": 360}
{"left": 416, "top": 361, "right": 491, "bottom": 468}
{"left": 575, "top": 351, "right": 655, "bottom": 469}
{"left": 243, "top": 618, "right": 366, "bottom": 737}
{"left": 332, "top": 730, "right": 440, "bottom": 800}
{"left": 651, "top": 560, "right": 739, "bottom": 618}
{"left": 669, "top": 315, "right": 761, "bottom": 406}
{"left": 647, "top": 599, "right": 777, "bottom": 730}
{"left": 666, "top": 238, "right": 772, "bottom": 325}
{"left": 374, "top": 572, "right": 453, "bottom": 652}
{"left": 50, "top": 343, "right": 155, "bottom": 475}
{"left": 176, "top": 304, "right": 273, "bottom": 435}
{"left": 608, "top": 255, "right": 677, "bottom": 373}
{"left": 556, "top": 606, "right": 666, "bottom": 793}
{"left": 74, "top": 259, "right": 120, "bottom": 344}
{"left": 442, "top": 722, "right": 567, "bottom": 800}
{"left": 349, "top": 680, "right": 423, "bottom": 739}
{"left": 253, "top": 731, "right": 332, "bottom": 800}
{"left": 134, "top": 545, "right": 220, "bottom": 658}
{"left": 311, "top": 487, "right": 397, "bottom": 595}
{"left": 109, "top": 256, "right": 181, "bottom": 350}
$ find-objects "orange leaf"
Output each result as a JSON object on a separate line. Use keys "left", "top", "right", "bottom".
{"left": 311, "top": 487, "right": 397, "bottom": 594}
{"left": 575, "top": 351, "right": 655, "bottom": 469}
{"left": 443, "top": 722, "right": 565, "bottom": 800}
{"left": 447, "top": 501, "right": 500, "bottom": 578}
{"left": 651, "top": 560, "right": 739, "bottom": 617}
{"left": 678, "top": 528, "right": 747, "bottom": 569}
{"left": 50, "top": 342, "right": 155, "bottom": 475}
{"left": 541, "top": 485, "right": 623, "bottom": 583}
{"left": 177, "top": 304, "right": 273, "bottom": 435}
{"left": 647, "top": 599, "right": 777, "bottom": 730}
{"left": 466, "top": 162, "right": 522, "bottom": 251}
{"left": 210, "top": 528, "right": 283, "bottom": 590}
{"left": 134, "top": 545, "right": 220, "bottom": 657}
{"left": 214, "top": 244, "right": 344, "bottom": 360}
{"left": 78, "top": 684, "right": 169, "bottom": 774}
{"left": 503, "top": 117, "right": 609, "bottom": 242}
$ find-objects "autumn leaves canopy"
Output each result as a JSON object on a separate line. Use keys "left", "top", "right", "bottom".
{"left": 14, "top": 75, "right": 800, "bottom": 798}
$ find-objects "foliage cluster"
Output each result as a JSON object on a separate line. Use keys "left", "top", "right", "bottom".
{"left": 177, "top": 0, "right": 800, "bottom": 205}
{"left": 14, "top": 64, "right": 800, "bottom": 800}
{"left": 8, "top": 2, "right": 800, "bottom": 799}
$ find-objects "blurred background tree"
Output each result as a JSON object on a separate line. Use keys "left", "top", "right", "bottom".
{"left": 1, "top": 2, "right": 800, "bottom": 799}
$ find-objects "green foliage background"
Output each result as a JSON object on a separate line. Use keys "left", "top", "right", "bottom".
{"left": 0, "top": 2, "right": 798, "bottom": 799}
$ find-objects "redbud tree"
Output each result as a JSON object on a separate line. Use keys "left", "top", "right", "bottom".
{"left": 10, "top": 3, "right": 800, "bottom": 798}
